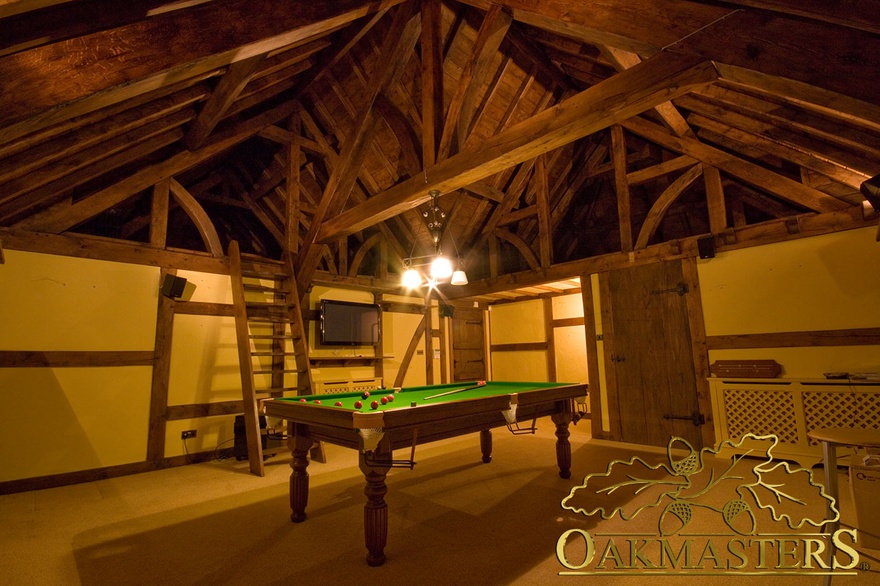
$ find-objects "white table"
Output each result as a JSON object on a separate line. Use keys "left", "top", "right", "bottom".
{"left": 807, "top": 427, "right": 880, "bottom": 585}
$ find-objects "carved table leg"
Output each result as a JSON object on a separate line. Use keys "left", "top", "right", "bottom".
{"left": 359, "top": 434, "right": 392, "bottom": 566}
{"left": 290, "top": 432, "right": 312, "bottom": 523}
{"left": 551, "top": 406, "right": 573, "bottom": 479}
{"left": 480, "top": 429, "right": 493, "bottom": 463}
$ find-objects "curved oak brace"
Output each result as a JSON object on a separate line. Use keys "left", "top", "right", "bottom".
{"left": 635, "top": 163, "right": 704, "bottom": 250}
{"left": 494, "top": 228, "right": 540, "bottom": 271}
{"left": 168, "top": 178, "right": 223, "bottom": 256}
{"left": 348, "top": 232, "right": 382, "bottom": 277}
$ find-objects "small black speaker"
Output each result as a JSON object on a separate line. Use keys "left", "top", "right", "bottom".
{"left": 697, "top": 236, "right": 716, "bottom": 259}
{"left": 161, "top": 275, "right": 187, "bottom": 299}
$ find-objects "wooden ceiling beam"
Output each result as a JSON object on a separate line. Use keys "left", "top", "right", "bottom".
{"left": 18, "top": 97, "right": 303, "bottom": 233}
{"left": 456, "top": 0, "right": 880, "bottom": 106}
{"left": 0, "top": 110, "right": 192, "bottom": 205}
{"left": 0, "top": 0, "right": 406, "bottom": 143}
{"left": 437, "top": 4, "right": 512, "bottom": 161}
{"left": 622, "top": 116, "right": 851, "bottom": 213}
{"left": 420, "top": 0, "right": 443, "bottom": 169}
{"left": 0, "top": 0, "right": 220, "bottom": 56}
{"left": 184, "top": 55, "right": 265, "bottom": 150}
{"left": 704, "top": 0, "right": 880, "bottom": 34}
{"left": 611, "top": 124, "right": 632, "bottom": 252}
{"left": 0, "top": 94, "right": 199, "bottom": 186}
{"left": 3, "top": 129, "right": 183, "bottom": 226}
{"left": 315, "top": 51, "right": 719, "bottom": 243}
{"left": 686, "top": 113, "right": 871, "bottom": 189}
{"left": 296, "top": 2, "right": 421, "bottom": 292}
{"left": 600, "top": 45, "right": 694, "bottom": 139}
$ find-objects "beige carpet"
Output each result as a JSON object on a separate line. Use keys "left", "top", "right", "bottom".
{"left": 1, "top": 423, "right": 877, "bottom": 585}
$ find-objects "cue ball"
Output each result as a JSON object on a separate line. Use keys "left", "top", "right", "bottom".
{"left": 354, "top": 400, "right": 363, "bottom": 409}
{"left": 334, "top": 401, "right": 343, "bottom": 407}
{"left": 380, "top": 396, "right": 388, "bottom": 405}
{"left": 370, "top": 400, "right": 379, "bottom": 410}
{"left": 362, "top": 391, "right": 370, "bottom": 399}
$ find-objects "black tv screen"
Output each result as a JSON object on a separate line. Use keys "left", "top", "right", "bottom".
{"left": 320, "top": 300, "right": 380, "bottom": 346}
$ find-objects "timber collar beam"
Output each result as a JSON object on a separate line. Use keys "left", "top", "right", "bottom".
{"left": 315, "top": 51, "right": 719, "bottom": 244}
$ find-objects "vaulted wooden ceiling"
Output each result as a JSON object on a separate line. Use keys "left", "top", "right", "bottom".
{"left": 1, "top": 0, "right": 878, "bottom": 301}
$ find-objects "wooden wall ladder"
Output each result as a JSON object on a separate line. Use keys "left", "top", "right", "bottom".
{"left": 229, "top": 240, "right": 313, "bottom": 476}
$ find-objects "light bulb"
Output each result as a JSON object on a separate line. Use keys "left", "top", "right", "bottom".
{"left": 430, "top": 255, "right": 453, "bottom": 279}
{"left": 402, "top": 268, "right": 421, "bottom": 288}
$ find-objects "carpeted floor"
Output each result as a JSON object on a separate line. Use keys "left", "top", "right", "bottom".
{"left": 1, "top": 422, "right": 877, "bottom": 585}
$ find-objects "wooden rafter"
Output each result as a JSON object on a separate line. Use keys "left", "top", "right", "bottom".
{"left": 296, "top": 2, "right": 421, "bottom": 293}
{"left": 0, "top": 0, "right": 407, "bottom": 143}
{"left": 455, "top": 0, "right": 880, "bottom": 105}
{"left": 437, "top": 3, "right": 512, "bottom": 160}
{"left": 317, "top": 51, "right": 720, "bottom": 242}
{"left": 621, "top": 117, "right": 851, "bottom": 213}
{"left": 185, "top": 55, "right": 265, "bottom": 150}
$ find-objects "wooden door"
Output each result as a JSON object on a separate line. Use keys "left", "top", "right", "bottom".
{"left": 603, "top": 260, "right": 703, "bottom": 448}
{"left": 451, "top": 307, "right": 486, "bottom": 382}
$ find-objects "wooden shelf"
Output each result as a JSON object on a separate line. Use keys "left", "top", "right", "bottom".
{"left": 309, "top": 356, "right": 392, "bottom": 367}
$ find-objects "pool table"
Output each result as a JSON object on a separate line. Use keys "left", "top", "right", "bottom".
{"left": 263, "top": 380, "right": 588, "bottom": 566}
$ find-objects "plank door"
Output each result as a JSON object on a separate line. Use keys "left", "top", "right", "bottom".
{"left": 602, "top": 260, "right": 703, "bottom": 448}
{"left": 451, "top": 307, "right": 486, "bottom": 382}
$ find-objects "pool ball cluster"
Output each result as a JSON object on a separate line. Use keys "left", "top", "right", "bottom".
{"left": 354, "top": 389, "right": 398, "bottom": 410}
{"left": 297, "top": 388, "right": 401, "bottom": 410}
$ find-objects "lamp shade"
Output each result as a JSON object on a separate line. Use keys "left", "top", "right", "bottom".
{"left": 450, "top": 270, "right": 468, "bottom": 285}
{"left": 402, "top": 268, "right": 421, "bottom": 288}
{"left": 430, "top": 255, "right": 453, "bottom": 279}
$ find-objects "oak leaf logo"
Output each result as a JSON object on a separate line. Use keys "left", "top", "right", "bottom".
{"left": 561, "top": 434, "right": 837, "bottom": 535}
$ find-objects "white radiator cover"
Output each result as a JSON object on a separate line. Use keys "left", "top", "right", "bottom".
{"left": 708, "top": 378, "right": 880, "bottom": 468}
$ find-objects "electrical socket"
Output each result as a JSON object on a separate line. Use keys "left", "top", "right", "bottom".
{"left": 181, "top": 430, "right": 196, "bottom": 439}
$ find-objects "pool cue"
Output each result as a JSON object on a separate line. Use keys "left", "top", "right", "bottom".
{"left": 423, "top": 381, "right": 486, "bottom": 400}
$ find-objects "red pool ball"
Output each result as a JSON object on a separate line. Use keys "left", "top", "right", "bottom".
{"left": 362, "top": 391, "right": 370, "bottom": 399}
{"left": 380, "top": 396, "right": 388, "bottom": 405}
{"left": 299, "top": 398, "right": 307, "bottom": 402}
{"left": 313, "top": 400, "right": 321, "bottom": 404}
{"left": 334, "top": 401, "right": 343, "bottom": 407}
{"left": 370, "top": 400, "right": 379, "bottom": 410}
{"left": 386, "top": 395, "right": 394, "bottom": 402}
{"left": 354, "top": 400, "right": 363, "bottom": 409}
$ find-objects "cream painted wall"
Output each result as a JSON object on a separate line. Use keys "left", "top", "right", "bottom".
{"left": 7, "top": 227, "right": 875, "bottom": 483}
{"left": 698, "top": 227, "right": 880, "bottom": 377}
{"left": 490, "top": 299, "right": 544, "bottom": 343}
{"left": 0, "top": 251, "right": 158, "bottom": 481}
{"left": 0, "top": 250, "right": 158, "bottom": 350}
{"left": 552, "top": 294, "right": 588, "bottom": 383}
{"left": 488, "top": 295, "right": 589, "bottom": 383}
{"left": 0, "top": 252, "right": 435, "bottom": 478}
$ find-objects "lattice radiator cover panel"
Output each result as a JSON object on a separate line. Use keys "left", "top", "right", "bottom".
{"left": 314, "top": 377, "right": 383, "bottom": 395}
{"left": 709, "top": 378, "right": 880, "bottom": 468}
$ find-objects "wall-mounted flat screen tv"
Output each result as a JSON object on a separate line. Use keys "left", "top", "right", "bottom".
{"left": 320, "top": 299, "right": 380, "bottom": 346}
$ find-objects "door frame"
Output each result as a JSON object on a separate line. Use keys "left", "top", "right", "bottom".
{"left": 582, "top": 257, "right": 714, "bottom": 448}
